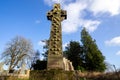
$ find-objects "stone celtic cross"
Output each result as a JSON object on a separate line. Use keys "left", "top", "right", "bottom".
{"left": 47, "top": 4, "right": 67, "bottom": 70}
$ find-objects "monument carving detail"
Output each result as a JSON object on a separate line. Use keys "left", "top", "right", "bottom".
{"left": 47, "top": 3, "right": 67, "bottom": 70}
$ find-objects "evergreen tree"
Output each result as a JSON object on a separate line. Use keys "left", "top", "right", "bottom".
{"left": 64, "top": 41, "right": 84, "bottom": 70}
{"left": 34, "top": 50, "right": 40, "bottom": 61}
{"left": 81, "top": 28, "right": 106, "bottom": 72}
{"left": 30, "top": 50, "right": 40, "bottom": 70}
{"left": 42, "top": 40, "right": 49, "bottom": 61}
{"left": 32, "top": 60, "right": 47, "bottom": 70}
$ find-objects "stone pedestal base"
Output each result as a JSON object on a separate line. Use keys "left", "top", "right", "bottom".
{"left": 47, "top": 55, "right": 63, "bottom": 70}
{"left": 30, "top": 70, "right": 76, "bottom": 80}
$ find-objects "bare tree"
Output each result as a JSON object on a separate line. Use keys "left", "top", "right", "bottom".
{"left": 1, "top": 36, "right": 34, "bottom": 72}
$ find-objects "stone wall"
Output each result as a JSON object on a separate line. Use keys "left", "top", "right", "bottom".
{"left": 0, "top": 70, "right": 30, "bottom": 80}
{"left": 30, "top": 70, "right": 76, "bottom": 80}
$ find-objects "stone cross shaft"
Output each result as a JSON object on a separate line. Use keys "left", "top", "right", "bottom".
{"left": 47, "top": 4, "right": 67, "bottom": 55}
{"left": 47, "top": 4, "right": 67, "bottom": 70}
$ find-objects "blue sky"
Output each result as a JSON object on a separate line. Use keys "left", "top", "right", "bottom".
{"left": 0, "top": 0, "right": 120, "bottom": 70}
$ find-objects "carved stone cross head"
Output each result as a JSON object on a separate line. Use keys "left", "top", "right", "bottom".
{"left": 47, "top": 3, "right": 67, "bottom": 21}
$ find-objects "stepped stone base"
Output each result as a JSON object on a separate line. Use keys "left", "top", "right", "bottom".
{"left": 47, "top": 55, "right": 63, "bottom": 70}
{"left": 30, "top": 70, "right": 76, "bottom": 80}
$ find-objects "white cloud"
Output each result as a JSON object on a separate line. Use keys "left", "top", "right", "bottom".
{"left": 44, "top": 0, "right": 120, "bottom": 33}
{"left": 62, "top": 1, "right": 100, "bottom": 33}
{"left": 105, "top": 36, "right": 120, "bottom": 46}
{"left": 82, "top": 20, "right": 101, "bottom": 32}
{"left": 62, "top": 1, "right": 86, "bottom": 33}
{"left": 89, "top": 0, "right": 120, "bottom": 16}
{"left": 116, "top": 51, "right": 120, "bottom": 56}
{"left": 44, "top": 0, "right": 59, "bottom": 6}
{"left": 62, "top": 42, "right": 69, "bottom": 50}
{"left": 44, "top": 0, "right": 101, "bottom": 33}
{"left": 38, "top": 41, "right": 46, "bottom": 46}
{"left": 44, "top": 0, "right": 72, "bottom": 6}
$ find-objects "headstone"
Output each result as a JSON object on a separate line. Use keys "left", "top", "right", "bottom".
{"left": 47, "top": 3, "right": 67, "bottom": 70}
{"left": 0, "top": 62, "right": 4, "bottom": 73}
{"left": 20, "top": 63, "right": 26, "bottom": 74}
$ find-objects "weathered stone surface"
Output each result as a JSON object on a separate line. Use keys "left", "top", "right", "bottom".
{"left": 30, "top": 70, "right": 76, "bottom": 80}
{"left": 47, "top": 3, "right": 67, "bottom": 70}
{"left": 0, "top": 70, "right": 30, "bottom": 80}
{"left": 63, "top": 57, "right": 74, "bottom": 71}
{"left": 47, "top": 55, "right": 63, "bottom": 70}
{"left": 0, "top": 62, "right": 4, "bottom": 73}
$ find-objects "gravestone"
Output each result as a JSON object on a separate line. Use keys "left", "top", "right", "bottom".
{"left": 0, "top": 62, "right": 4, "bottom": 73}
{"left": 19, "top": 63, "right": 26, "bottom": 74}
{"left": 47, "top": 3, "right": 67, "bottom": 70}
